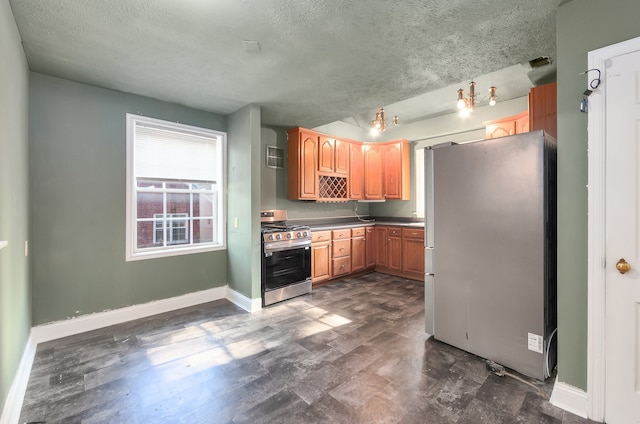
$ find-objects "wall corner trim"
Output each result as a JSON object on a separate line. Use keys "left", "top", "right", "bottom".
{"left": 31, "top": 286, "right": 228, "bottom": 344}
{"left": 226, "top": 287, "right": 262, "bottom": 313}
{"left": 550, "top": 379, "right": 588, "bottom": 419}
{"left": 0, "top": 332, "right": 37, "bottom": 424}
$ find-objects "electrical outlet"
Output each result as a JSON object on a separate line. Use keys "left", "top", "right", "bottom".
{"left": 234, "top": 217, "right": 239, "bottom": 229}
{"left": 24, "top": 240, "right": 28, "bottom": 257}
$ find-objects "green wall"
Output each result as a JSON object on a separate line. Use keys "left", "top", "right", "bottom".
{"left": 0, "top": 0, "right": 31, "bottom": 409}
{"left": 556, "top": 0, "right": 640, "bottom": 390}
{"left": 228, "top": 104, "right": 262, "bottom": 299}
{"left": 29, "top": 73, "right": 229, "bottom": 325}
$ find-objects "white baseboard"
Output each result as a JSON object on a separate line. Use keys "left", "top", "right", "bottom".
{"left": 550, "top": 379, "right": 588, "bottom": 419}
{"left": 226, "top": 287, "right": 262, "bottom": 312}
{"left": 0, "top": 332, "right": 37, "bottom": 424}
{"left": 2, "top": 285, "right": 259, "bottom": 423}
{"left": 31, "top": 286, "right": 228, "bottom": 344}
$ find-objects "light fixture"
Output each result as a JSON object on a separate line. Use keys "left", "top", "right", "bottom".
{"left": 456, "top": 81, "right": 497, "bottom": 115}
{"left": 370, "top": 108, "right": 398, "bottom": 134}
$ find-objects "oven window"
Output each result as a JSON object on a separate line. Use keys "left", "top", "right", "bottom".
{"left": 263, "top": 247, "right": 311, "bottom": 291}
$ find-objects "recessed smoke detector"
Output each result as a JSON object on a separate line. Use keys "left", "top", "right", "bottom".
{"left": 528, "top": 56, "right": 552, "bottom": 68}
{"left": 241, "top": 40, "right": 261, "bottom": 53}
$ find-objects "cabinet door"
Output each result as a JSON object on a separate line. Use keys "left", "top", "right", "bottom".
{"left": 364, "top": 144, "right": 384, "bottom": 200}
{"left": 334, "top": 139, "right": 350, "bottom": 174}
{"left": 311, "top": 242, "right": 331, "bottom": 283}
{"left": 485, "top": 120, "right": 516, "bottom": 139}
{"left": 287, "top": 128, "right": 318, "bottom": 200}
{"left": 383, "top": 141, "right": 410, "bottom": 200}
{"left": 318, "top": 136, "right": 335, "bottom": 173}
{"left": 349, "top": 142, "right": 364, "bottom": 199}
{"left": 387, "top": 227, "right": 403, "bottom": 271}
{"left": 351, "top": 236, "right": 366, "bottom": 272}
{"left": 402, "top": 228, "right": 425, "bottom": 278}
{"left": 374, "top": 226, "right": 387, "bottom": 267}
{"left": 365, "top": 227, "right": 375, "bottom": 268}
{"left": 528, "top": 82, "right": 557, "bottom": 139}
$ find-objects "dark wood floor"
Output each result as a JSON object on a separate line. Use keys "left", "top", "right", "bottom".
{"left": 19, "top": 273, "right": 596, "bottom": 424}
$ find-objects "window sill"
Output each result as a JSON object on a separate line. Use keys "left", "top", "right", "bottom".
{"left": 0, "top": 241, "right": 7, "bottom": 250}
{"left": 126, "top": 243, "right": 226, "bottom": 261}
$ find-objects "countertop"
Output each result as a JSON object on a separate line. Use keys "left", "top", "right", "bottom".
{"left": 308, "top": 221, "right": 424, "bottom": 231}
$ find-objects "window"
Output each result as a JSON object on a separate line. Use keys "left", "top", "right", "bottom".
{"left": 126, "top": 114, "right": 226, "bottom": 261}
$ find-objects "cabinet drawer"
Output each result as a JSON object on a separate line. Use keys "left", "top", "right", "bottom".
{"left": 388, "top": 227, "right": 402, "bottom": 237}
{"left": 312, "top": 230, "right": 332, "bottom": 243}
{"left": 332, "top": 256, "right": 352, "bottom": 276}
{"left": 351, "top": 227, "right": 365, "bottom": 237}
{"left": 402, "top": 228, "right": 424, "bottom": 239}
{"left": 332, "top": 229, "right": 351, "bottom": 240}
{"left": 332, "top": 239, "right": 351, "bottom": 258}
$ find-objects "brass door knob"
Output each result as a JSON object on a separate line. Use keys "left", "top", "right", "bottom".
{"left": 616, "top": 258, "right": 631, "bottom": 274}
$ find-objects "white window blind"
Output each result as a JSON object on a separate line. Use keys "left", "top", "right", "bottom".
{"left": 135, "top": 124, "right": 219, "bottom": 181}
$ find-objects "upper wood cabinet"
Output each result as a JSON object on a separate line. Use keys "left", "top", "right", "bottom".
{"left": 529, "top": 82, "right": 557, "bottom": 139}
{"left": 484, "top": 82, "right": 556, "bottom": 140}
{"left": 364, "top": 143, "right": 384, "bottom": 200}
{"left": 288, "top": 128, "right": 410, "bottom": 201}
{"left": 287, "top": 127, "right": 318, "bottom": 200}
{"left": 485, "top": 110, "right": 529, "bottom": 139}
{"left": 349, "top": 142, "right": 364, "bottom": 200}
{"left": 382, "top": 140, "right": 410, "bottom": 200}
{"left": 318, "top": 136, "right": 349, "bottom": 175}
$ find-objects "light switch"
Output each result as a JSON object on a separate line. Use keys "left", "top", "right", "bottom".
{"left": 234, "top": 217, "right": 239, "bottom": 229}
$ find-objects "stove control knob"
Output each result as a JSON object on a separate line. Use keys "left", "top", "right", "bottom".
{"left": 287, "top": 233, "right": 292, "bottom": 239}
{"left": 276, "top": 234, "right": 281, "bottom": 240}
{"left": 302, "top": 231, "right": 308, "bottom": 237}
{"left": 297, "top": 232, "right": 302, "bottom": 238}
{"left": 268, "top": 235, "right": 274, "bottom": 241}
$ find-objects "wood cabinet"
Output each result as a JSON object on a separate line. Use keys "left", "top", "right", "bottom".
{"left": 484, "top": 110, "right": 529, "bottom": 139}
{"left": 364, "top": 143, "right": 384, "bottom": 200}
{"left": 351, "top": 227, "right": 366, "bottom": 272}
{"left": 287, "top": 128, "right": 318, "bottom": 200}
{"left": 318, "top": 136, "right": 349, "bottom": 175}
{"left": 373, "top": 225, "right": 424, "bottom": 281}
{"left": 332, "top": 229, "right": 351, "bottom": 277}
{"left": 402, "top": 228, "right": 424, "bottom": 280}
{"left": 365, "top": 226, "right": 376, "bottom": 268}
{"left": 364, "top": 140, "right": 410, "bottom": 200}
{"left": 386, "top": 227, "right": 403, "bottom": 271}
{"left": 484, "top": 82, "right": 556, "bottom": 140}
{"left": 373, "top": 226, "right": 387, "bottom": 267}
{"left": 349, "top": 142, "right": 364, "bottom": 200}
{"left": 529, "top": 82, "right": 557, "bottom": 139}
{"left": 288, "top": 128, "right": 410, "bottom": 202}
{"left": 382, "top": 141, "right": 410, "bottom": 200}
{"left": 311, "top": 231, "right": 332, "bottom": 283}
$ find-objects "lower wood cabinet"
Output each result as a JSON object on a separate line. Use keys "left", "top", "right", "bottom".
{"left": 311, "top": 225, "right": 423, "bottom": 284}
{"left": 332, "top": 234, "right": 352, "bottom": 277}
{"left": 311, "top": 231, "right": 332, "bottom": 283}
{"left": 374, "top": 225, "right": 424, "bottom": 281}
{"left": 402, "top": 228, "right": 425, "bottom": 280}
{"left": 351, "top": 227, "right": 366, "bottom": 272}
{"left": 365, "top": 227, "right": 376, "bottom": 268}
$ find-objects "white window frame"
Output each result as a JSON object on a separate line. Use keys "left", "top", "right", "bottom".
{"left": 126, "top": 114, "right": 227, "bottom": 261}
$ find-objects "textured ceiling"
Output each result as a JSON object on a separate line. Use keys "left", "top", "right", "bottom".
{"left": 9, "top": 0, "right": 561, "bottom": 129}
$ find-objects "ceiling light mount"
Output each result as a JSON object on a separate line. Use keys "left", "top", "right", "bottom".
{"left": 370, "top": 108, "right": 398, "bottom": 134}
{"left": 456, "top": 81, "right": 497, "bottom": 116}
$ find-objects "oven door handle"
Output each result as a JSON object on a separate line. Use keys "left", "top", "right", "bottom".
{"left": 263, "top": 242, "right": 311, "bottom": 254}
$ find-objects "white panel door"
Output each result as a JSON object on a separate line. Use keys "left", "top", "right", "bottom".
{"left": 605, "top": 48, "right": 640, "bottom": 423}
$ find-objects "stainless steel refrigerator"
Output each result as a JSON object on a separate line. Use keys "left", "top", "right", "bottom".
{"left": 424, "top": 130, "right": 557, "bottom": 380}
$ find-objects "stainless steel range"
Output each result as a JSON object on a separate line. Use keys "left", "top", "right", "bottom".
{"left": 261, "top": 210, "right": 312, "bottom": 306}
